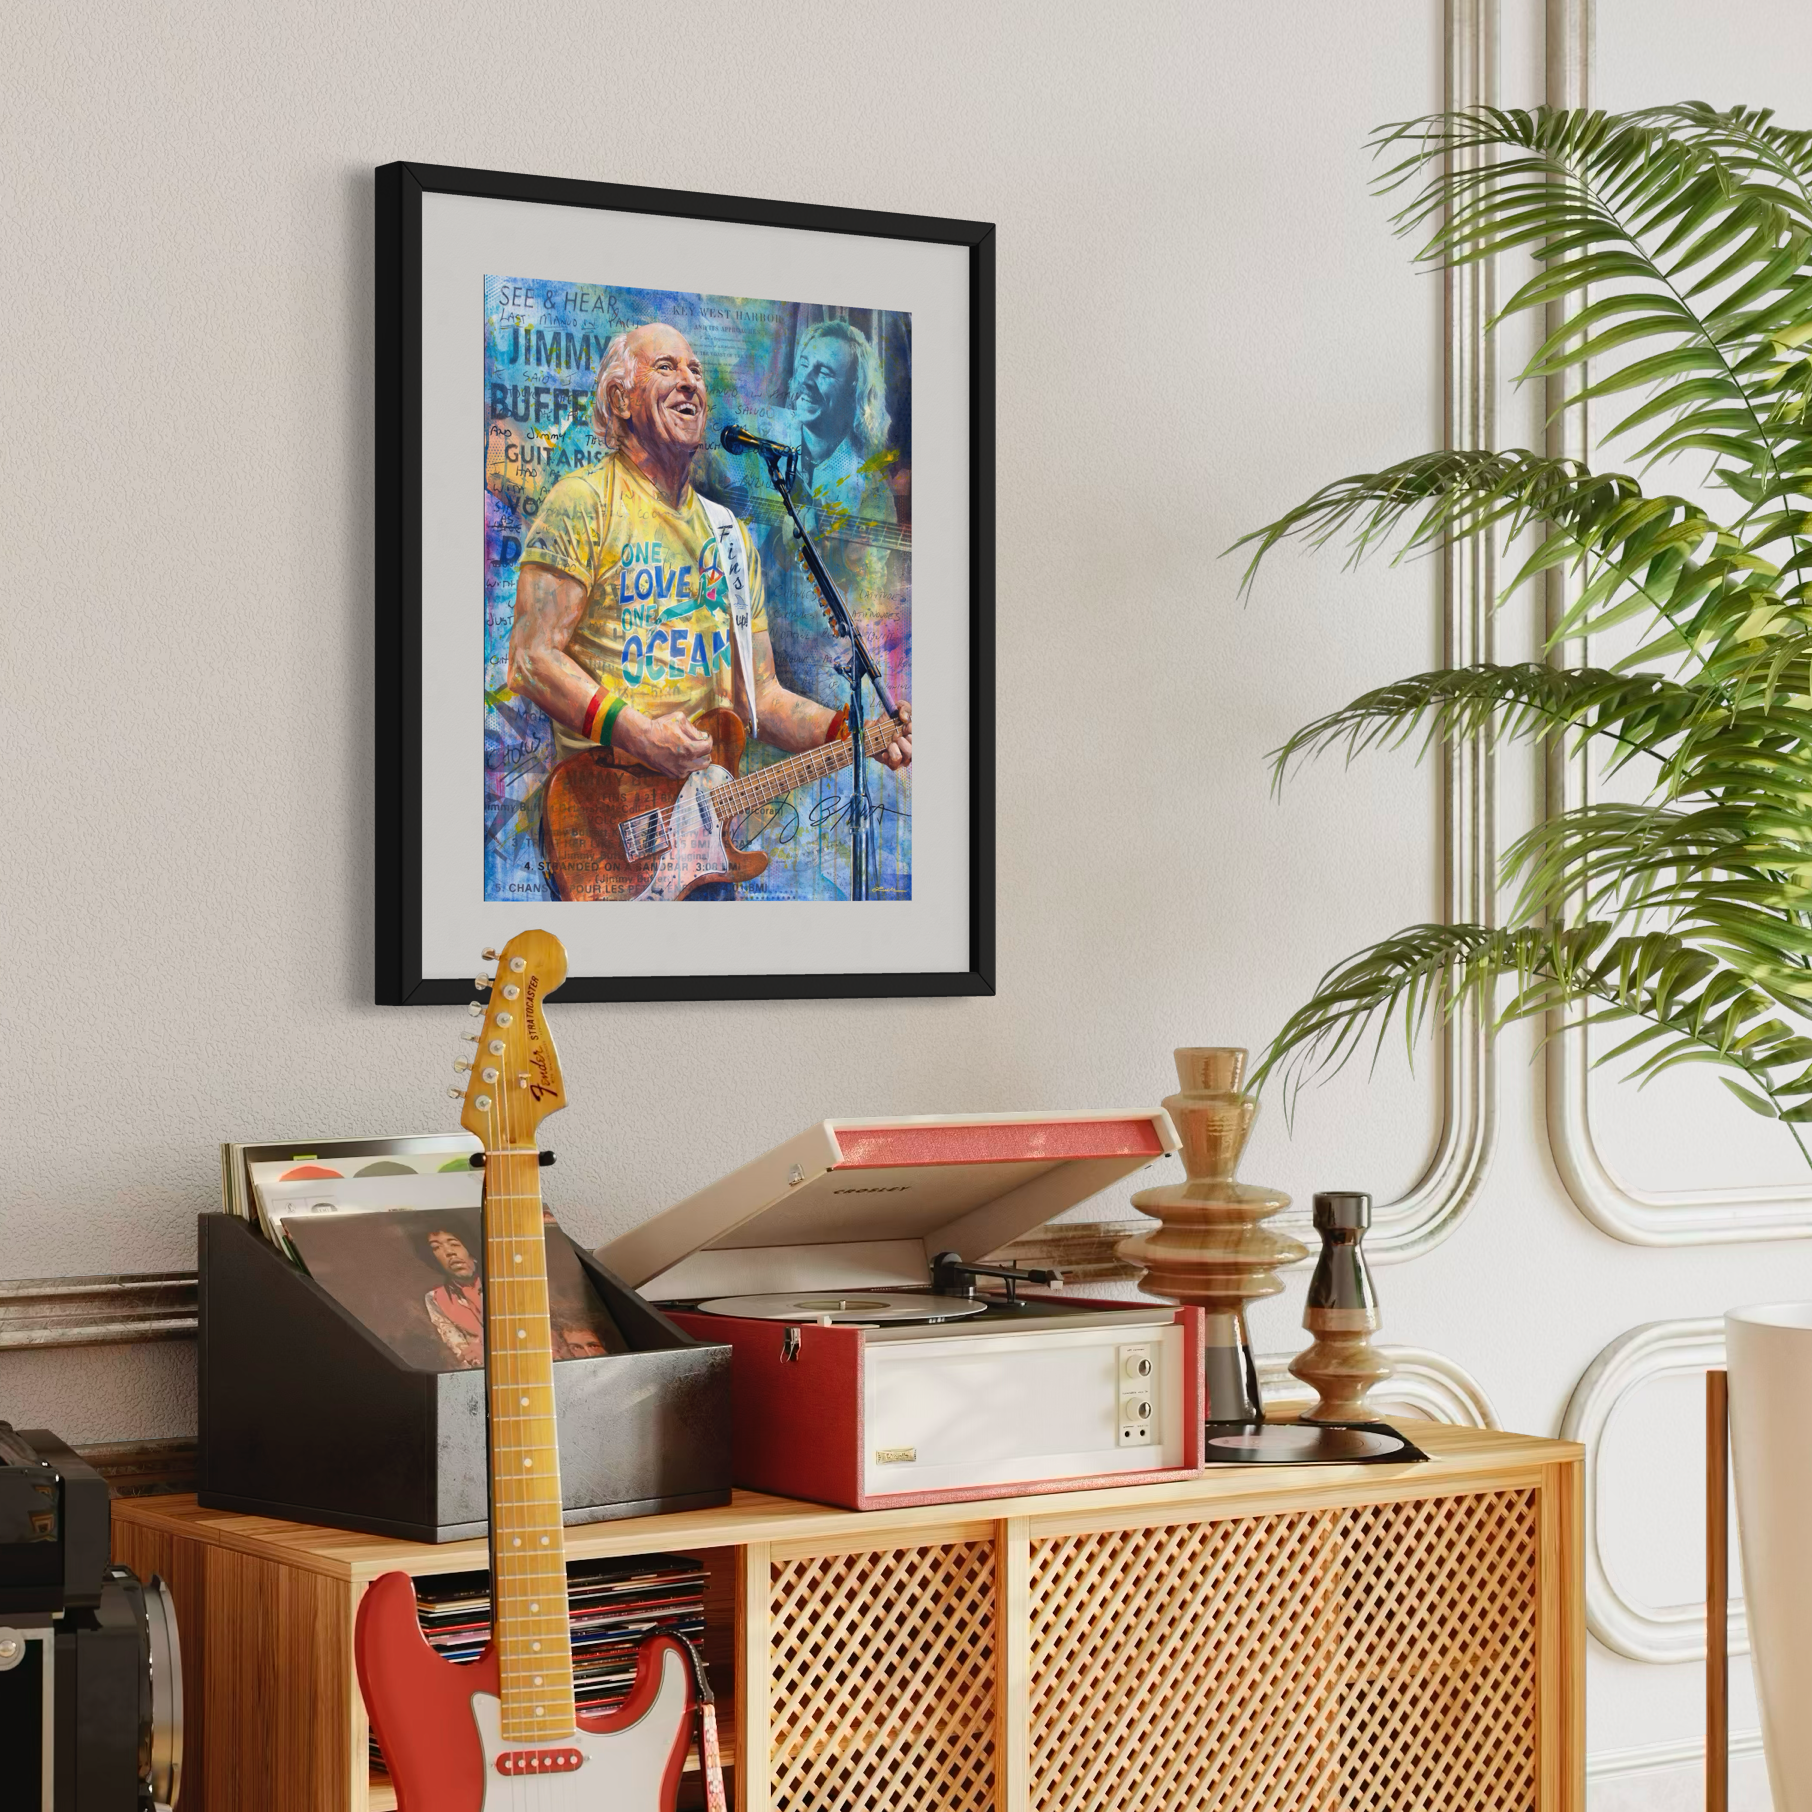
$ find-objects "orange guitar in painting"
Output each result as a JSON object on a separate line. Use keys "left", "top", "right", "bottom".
{"left": 355, "top": 930, "right": 717, "bottom": 1811}
{"left": 542, "top": 706, "right": 909, "bottom": 902}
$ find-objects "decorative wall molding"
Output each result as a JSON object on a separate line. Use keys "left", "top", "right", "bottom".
{"left": 1259, "top": 1345, "right": 1500, "bottom": 1430}
{"left": 1586, "top": 1728, "right": 1763, "bottom": 1783}
{"left": 0, "top": 1273, "right": 197, "bottom": 1350}
{"left": 1358, "top": 0, "right": 1501, "bottom": 1265}
{"left": 1560, "top": 1318, "right": 1743, "bottom": 1663}
{"left": 1540, "top": 0, "right": 1812, "bottom": 1246}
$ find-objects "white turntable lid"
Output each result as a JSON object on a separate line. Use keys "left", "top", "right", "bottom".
{"left": 598, "top": 1111, "right": 1178, "bottom": 1300}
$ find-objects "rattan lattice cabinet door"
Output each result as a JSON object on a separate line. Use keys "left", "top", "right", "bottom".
{"left": 768, "top": 1540, "right": 998, "bottom": 1812}
{"left": 1027, "top": 1490, "right": 1539, "bottom": 1812}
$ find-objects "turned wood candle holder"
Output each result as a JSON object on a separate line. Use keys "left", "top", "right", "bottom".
{"left": 1290, "top": 1190, "right": 1393, "bottom": 1424}
{"left": 1119, "top": 1047, "right": 1307, "bottom": 1423}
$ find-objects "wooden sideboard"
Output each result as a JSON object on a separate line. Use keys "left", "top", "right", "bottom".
{"left": 112, "top": 1420, "right": 1583, "bottom": 1812}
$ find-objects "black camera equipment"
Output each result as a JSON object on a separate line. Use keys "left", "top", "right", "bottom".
{"left": 0, "top": 1424, "right": 182, "bottom": 1810}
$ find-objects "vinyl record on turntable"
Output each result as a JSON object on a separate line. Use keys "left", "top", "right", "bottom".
{"left": 694, "top": 1292, "right": 989, "bottom": 1325}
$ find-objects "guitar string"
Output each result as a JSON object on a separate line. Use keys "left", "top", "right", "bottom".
{"left": 499, "top": 1165, "right": 575, "bottom": 1767}
{"left": 743, "top": 493, "right": 911, "bottom": 553}
{"left": 476, "top": 988, "right": 694, "bottom": 1783}
{"left": 651, "top": 716, "right": 906, "bottom": 840}
{"left": 482, "top": 1109, "right": 577, "bottom": 1757}
{"left": 482, "top": 1092, "right": 526, "bottom": 1811}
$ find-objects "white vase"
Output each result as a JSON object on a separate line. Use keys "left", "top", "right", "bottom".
{"left": 1727, "top": 1303, "right": 1812, "bottom": 1811}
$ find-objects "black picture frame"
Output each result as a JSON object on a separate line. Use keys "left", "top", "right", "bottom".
{"left": 374, "top": 160, "right": 994, "bottom": 1005}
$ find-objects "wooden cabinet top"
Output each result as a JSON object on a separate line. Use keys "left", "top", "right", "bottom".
{"left": 113, "top": 1421, "right": 1580, "bottom": 1582}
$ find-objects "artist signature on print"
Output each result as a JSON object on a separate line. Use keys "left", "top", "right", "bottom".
{"left": 723, "top": 796, "right": 910, "bottom": 852}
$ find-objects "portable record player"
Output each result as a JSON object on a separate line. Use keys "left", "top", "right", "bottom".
{"left": 597, "top": 1111, "right": 1205, "bottom": 1510}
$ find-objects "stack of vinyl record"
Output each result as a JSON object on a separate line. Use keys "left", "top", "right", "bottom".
{"left": 369, "top": 1554, "right": 707, "bottom": 1769}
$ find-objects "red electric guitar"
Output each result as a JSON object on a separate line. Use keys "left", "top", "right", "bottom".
{"left": 355, "top": 929, "right": 708, "bottom": 1810}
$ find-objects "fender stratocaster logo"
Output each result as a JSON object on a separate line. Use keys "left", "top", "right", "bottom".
{"left": 524, "top": 975, "right": 556, "bottom": 1100}
{"left": 874, "top": 1447, "right": 917, "bottom": 1465}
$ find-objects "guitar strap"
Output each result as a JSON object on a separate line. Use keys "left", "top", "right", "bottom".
{"left": 699, "top": 496, "right": 758, "bottom": 740}
{"left": 677, "top": 1635, "right": 728, "bottom": 1812}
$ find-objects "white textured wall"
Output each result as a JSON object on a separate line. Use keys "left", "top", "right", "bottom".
{"left": 2, "top": 1, "right": 1802, "bottom": 1800}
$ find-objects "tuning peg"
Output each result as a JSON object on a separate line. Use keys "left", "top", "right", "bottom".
{"left": 481, "top": 947, "right": 499, "bottom": 961}
{"left": 464, "top": 1033, "right": 480, "bottom": 1043}
{"left": 446, "top": 1086, "right": 463, "bottom": 1099}
{"left": 468, "top": 1001, "right": 485, "bottom": 1017}
{"left": 474, "top": 973, "right": 493, "bottom": 992}
{"left": 454, "top": 1058, "right": 473, "bottom": 1072}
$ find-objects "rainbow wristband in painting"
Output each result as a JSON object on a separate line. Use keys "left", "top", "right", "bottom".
{"left": 581, "top": 691, "right": 626, "bottom": 749}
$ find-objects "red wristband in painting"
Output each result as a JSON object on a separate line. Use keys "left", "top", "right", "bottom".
{"left": 581, "top": 690, "right": 605, "bottom": 741}
{"left": 825, "top": 706, "right": 850, "bottom": 745}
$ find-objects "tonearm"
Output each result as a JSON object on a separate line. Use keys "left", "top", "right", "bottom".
{"left": 930, "top": 1251, "right": 1064, "bottom": 1306}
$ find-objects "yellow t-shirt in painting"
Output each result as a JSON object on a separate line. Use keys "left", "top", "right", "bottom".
{"left": 519, "top": 453, "right": 769, "bottom": 763}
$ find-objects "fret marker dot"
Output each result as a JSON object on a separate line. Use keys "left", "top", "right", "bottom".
{"left": 540, "top": 1536, "right": 550, "bottom": 1546}
{"left": 530, "top": 1602, "right": 539, "bottom": 1612}
{"left": 520, "top": 1396, "right": 529, "bottom": 1408}
{"left": 514, "top": 1252, "right": 523, "bottom": 1263}
{"left": 532, "top": 1641, "right": 542, "bottom": 1652}
{"left": 518, "top": 1328, "right": 527, "bottom": 1339}
{"left": 534, "top": 1675, "right": 543, "bottom": 1686}
{"left": 523, "top": 1456, "right": 532, "bottom": 1468}
{"left": 511, "top": 1537, "right": 521, "bottom": 1548}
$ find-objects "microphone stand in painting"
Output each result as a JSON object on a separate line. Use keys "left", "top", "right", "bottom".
{"left": 743, "top": 438, "right": 901, "bottom": 902}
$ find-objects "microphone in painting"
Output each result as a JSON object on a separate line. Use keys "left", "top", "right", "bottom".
{"left": 720, "top": 423, "right": 794, "bottom": 460}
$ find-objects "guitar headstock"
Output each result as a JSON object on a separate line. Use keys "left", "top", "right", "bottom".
{"left": 454, "top": 929, "right": 568, "bottom": 1149}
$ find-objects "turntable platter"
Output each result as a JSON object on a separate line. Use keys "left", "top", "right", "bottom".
{"left": 694, "top": 1292, "right": 989, "bottom": 1325}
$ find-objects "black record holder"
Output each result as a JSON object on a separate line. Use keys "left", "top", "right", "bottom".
{"left": 197, "top": 1214, "right": 732, "bottom": 1542}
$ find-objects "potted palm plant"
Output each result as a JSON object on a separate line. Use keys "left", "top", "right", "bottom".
{"left": 1236, "top": 101, "right": 1812, "bottom": 1808}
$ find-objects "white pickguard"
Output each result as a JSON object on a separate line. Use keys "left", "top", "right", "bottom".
{"left": 472, "top": 1647, "right": 690, "bottom": 1807}
{"left": 635, "top": 771, "right": 729, "bottom": 902}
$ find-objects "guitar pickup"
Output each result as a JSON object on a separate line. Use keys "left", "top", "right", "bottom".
{"left": 619, "top": 811, "right": 669, "bottom": 862}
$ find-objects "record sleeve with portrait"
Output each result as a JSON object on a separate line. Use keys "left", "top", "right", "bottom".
{"left": 285, "top": 1204, "right": 626, "bottom": 1372}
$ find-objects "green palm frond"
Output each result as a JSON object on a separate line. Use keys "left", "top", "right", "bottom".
{"left": 1372, "top": 106, "right": 1812, "bottom": 558}
{"left": 1249, "top": 921, "right": 1812, "bottom": 1158}
{"left": 1240, "top": 101, "right": 1812, "bottom": 1167}
{"left": 1229, "top": 448, "right": 1808, "bottom": 673}
{"left": 1626, "top": 106, "right": 1812, "bottom": 234}
{"left": 1269, "top": 663, "right": 1710, "bottom": 787}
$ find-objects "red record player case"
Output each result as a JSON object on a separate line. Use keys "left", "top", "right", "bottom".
{"left": 600, "top": 1112, "right": 1205, "bottom": 1511}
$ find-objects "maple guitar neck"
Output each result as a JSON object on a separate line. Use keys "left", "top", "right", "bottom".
{"left": 707, "top": 711, "right": 904, "bottom": 823}
{"left": 482, "top": 1145, "right": 575, "bottom": 1743}
{"left": 356, "top": 930, "right": 704, "bottom": 1809}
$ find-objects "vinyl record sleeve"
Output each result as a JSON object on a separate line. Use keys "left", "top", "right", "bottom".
{"left": 286, "top": 1205, "right": 625, "bottom": 1372}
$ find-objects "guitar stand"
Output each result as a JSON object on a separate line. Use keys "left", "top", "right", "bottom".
{"left": 746, "top": 439, "right": 900, "bottom": 902}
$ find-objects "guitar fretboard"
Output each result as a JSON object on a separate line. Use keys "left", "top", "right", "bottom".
{"left": 742, "top": 491, "right": 911, "bottom": 555}
{"left": 482, "top": 1149, "right": 575, "bottom": 1743}
{"left": 705, "top": 714, "right": 904, "bottom": 825}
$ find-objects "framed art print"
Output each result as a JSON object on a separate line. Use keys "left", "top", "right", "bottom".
{"left": 374, "top": 161, "right": 994, "bottom": 1004}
